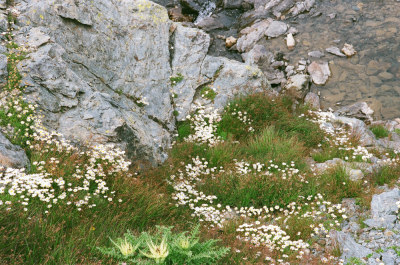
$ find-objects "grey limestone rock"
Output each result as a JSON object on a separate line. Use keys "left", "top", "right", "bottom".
{"left": 307, "top": 61, "right": 331, "bottom": 85}
{"left": 330, "top": 230, "right": 372, "bottom": 261}
{"left": 304, "top": 92, "right": 320, "bottom": 109}
{"left": 14, "top": 0, "right": 270, "bottom": 163}
{"left": 335, "top": 102, "right": 374, "bottom": 123}
{"left": 171, "top": 24, "right": 210, "bottom": 121}
{"left": 326, "top": 46, "right": 346, "bottom": 57}
{"left": 0, "top": 132, "right": 30, "bottom": 169}
{"left": 265, "top": 20, "right": 288, "bottom": 38}
{"left": 241, "top": 44, "right": 274, "bottom": 65}
{"left": 284, "top": 74, "right": 310, "bottom": 98}
{"left": 364, "top": 188, "right": 400, "bottom": 229}
{"left": 15, "top": 0, "right": 174, "bottom": 163}
{"left": 195, "top": 55, "right": 271, "bottom": 110}
{"left": 331, "top": 115, "right": 377, "bottom": 146}
{"left": 237, "top": 19, "right": 271, "bottom": 52}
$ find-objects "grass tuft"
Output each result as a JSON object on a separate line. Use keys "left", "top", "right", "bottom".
{"left": 370, "top": 125, "right": 389, "bottom": 139}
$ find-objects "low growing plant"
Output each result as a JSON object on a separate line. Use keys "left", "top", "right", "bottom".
{"left": 200, "top": 86, "right": 217, "bottom": 101}
{"left": 170, "top": 73, "right": 184, "bottom": 86}
{"left": 97, "top": 225, "right": 230, "bottom": 264}
{"left": 370, "top": 125, "right": 389, "bottom": 139}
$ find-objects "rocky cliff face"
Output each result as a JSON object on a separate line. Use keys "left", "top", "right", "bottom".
{"left": 8, "top": 0, "right": 270, "bottom": 164}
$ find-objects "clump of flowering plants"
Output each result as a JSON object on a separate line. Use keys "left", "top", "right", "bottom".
{"left": 0, "top": 39, "right": 130, "bottom": 213}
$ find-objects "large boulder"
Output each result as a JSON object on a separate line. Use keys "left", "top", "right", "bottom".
{"left": 195, "top": 55, "right": 271, "bottom": 110}
{"left": 13, "top": 0, "right": 270, "bottom": 164}
{"left": 237, "top": 19, "right": 271, "bottom": 52}
{"left": 15, "top": 0, "right": 174, "bottom": 164}
{"left": 0, "top": 132, "right": 30, "bottom": 170}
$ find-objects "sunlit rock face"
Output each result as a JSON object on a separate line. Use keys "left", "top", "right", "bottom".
{"left": 12, "top": 0, "right": 269, "bottom": 164}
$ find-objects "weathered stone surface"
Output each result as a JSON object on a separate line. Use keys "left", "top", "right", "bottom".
{"left": 371, "top": 188, "right": 400, "bottom": 219}
{"left": 55, "top": 0, "right": 93, "bottom": 26}
{"left": 377, "top": 138, "right": 400, "bottom": 151}
{"left": 364, "top": 189, "right": 400, "bottom": 229}
{"left": 347, "top": 169, "right": 364, "bottom": 181}
{"left": 241, "top": 44, "right": 274, "bottom": 65}
{"left": 330, "top": 230, "right": 372, "bottom": 261}
{"left": 171, "top": 24, "right": 210, "bottom": 120}
{"left": 196, "top": 56, "right": 271, "bottom": 110}
{"left": 335, "top": 102, "right": 374, "bottom": 123}
{"left": 304, "top": 92, "right": 320, "bottom": 109}
{"left": 180, "top": 0, "right": 204, "bottom": 14}
{"left": 271, "top": 0, "right": 295, "bottom": 17}
{"left": 342, "top": 43, "right": 356, "bottom": 57}
{"left": 0, "top": 10, "right": 7, "bottom": 33}
{"left": 223, "top": 0, "right": 243, "bottom": 9}
{"left": 307, "top": 61, "right": 331, "bottom": 85}
{"left": 225, "top": 36, "right": 237, "bottom": 48}
{"left": 326, "top": 46, "right": 346, "bottom": 57}
{"left": 308, "top": 50, "right": 325, "bottom": 58}
{"left": 289, "top": 0, "right": 315, "bottom": 16}
{"left": 284, "top": 74, "right": 310, "bottom": 98}
{"left": 286, "top": 33, "right": 295, "bottom": 49}
{"left": 196, "top": 16, "right": 225, "bottom": 31}
{"left": 237, "top": 19, "right": 271, "bottom": 52}
{"left": 15, "top": 0, "right": 174, "bottom": 163}
{"left": 331, "top": 115, "right": 377, "bottom": 146}
{"left": 0, "top": 53, "right": 7, "bottom": 85}
{"left": 0, "top": 132, "right": 30, "bottom": 169}
{"left": 265, "top": 20, "right": 288, "bottom": 38}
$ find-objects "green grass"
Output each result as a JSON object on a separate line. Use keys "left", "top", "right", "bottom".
{"left": 369, "top": 164, "right": 400, "bottom": 186}
{"left": 314, "top": 166, "right": 363, "bottom": 203}
{"left": 312, "top": 144, "right": 364, "bottom": 163}
{"left": 170, "top": 73, "right": 184, "bottom": 86}
{"left": 370, "top": 125, "right": 389, "bottom": 139}
{"left": 4, "top": 54, "right": 400, "bottom": 265}
{"left": 346, "top": 257, "right": 365, "bottom": 265}
{"left": 200, "top": 86, "right": 217, "bottom": 101}
{"left": 237, "top": 126, "right": 307, "bottom": 169}
{"left": 0, "top": 176, "right": 182, "bottom": 264}
{"left": 217, "top": 93, "right": 324, "bottom": 148}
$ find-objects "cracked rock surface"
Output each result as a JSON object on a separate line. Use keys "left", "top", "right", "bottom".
{"left": 11, "top": 0, "right": 270, "bottom": 164}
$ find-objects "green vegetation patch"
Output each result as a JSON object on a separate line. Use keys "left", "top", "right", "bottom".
{"left": 98, "top": 225, "right": 229, "bottom": 264}
{"left": 170, "top": 73, "right": 184, "bottom": 86}
{"left": 217, "top": 93, "right": 324, "bottom": 148}
{"left": 370, "top": 125, "right": 389, "bottom": 139}
{"left": 200, "top": 86, "right": 218, "bottom": 101}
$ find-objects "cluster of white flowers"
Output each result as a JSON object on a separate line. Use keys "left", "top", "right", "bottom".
{"left": 236, "top": 194, "right": 346, "bottom": 259}
{"left": 321, "top": 255, "right": 344, "bottom": 264}
{"left": 0, "top": 42, "right": 131, "bottom": 213}
{"left": 233, "top": 160, "right": 306, "bottom": 182}
{"left": 184, "top": 105, "right": 223, "bottom": 146}
{"left": 0, "top": 119, "right": 130, "bottom": 212}
{"left": 136, "top": 96, "right": 149, "bottom": 106}
{"left": 228, "top": 105, "right": 254, "bottom": 132}
{"left": 377, "top": 150, "right": 400, "bottom": 167}
{"left": 169, "top": 155, "right": 347, "bottom": 262}
{"left": 309, "top": 111, "right": 373, "bottom": 161}
{"left": 236, "top": 223, "right": 309, "bottom": 253}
